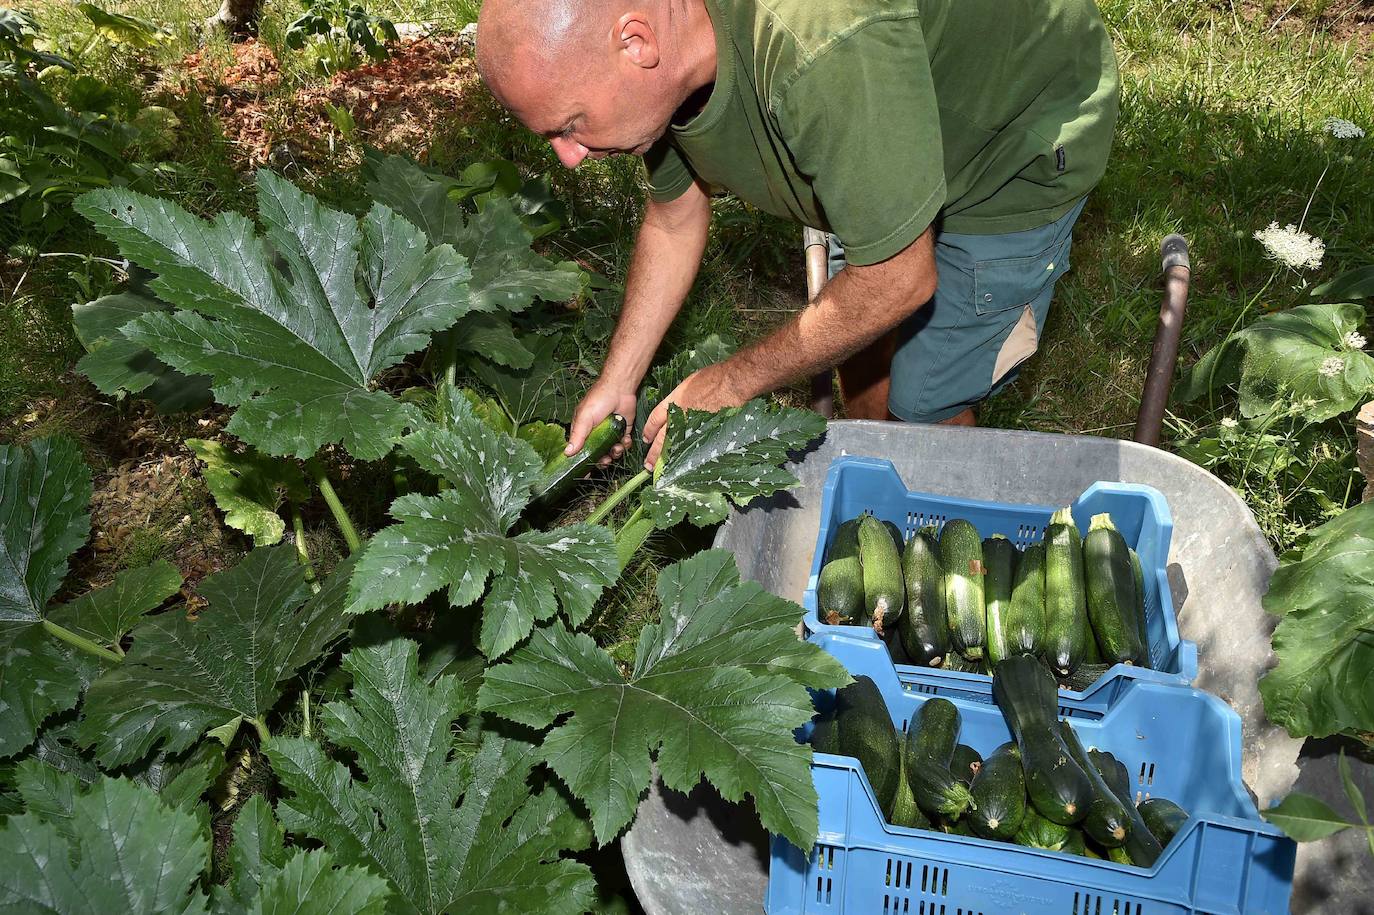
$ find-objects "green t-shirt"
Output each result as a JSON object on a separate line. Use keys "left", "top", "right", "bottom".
{"left": 645, "top": 0, "right": 1120, "bottom": 264}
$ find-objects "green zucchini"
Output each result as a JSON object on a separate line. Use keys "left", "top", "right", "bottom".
{"left": 810, "top": 713, "right": 840, "bottom": 755}
{"left": 982, "top": 535, "right": 1019, "bottom": 666}
{"left": 1059, "top": 662, "right": 1111, "bottom": 693}
{"left": 1138, "top": 797, "right": 1189, "bottom": 846}
{"left": 1043, "top": 508, "right": 1089, "bottom": 675}
{"left": 1005, "top": 541, "right": 1046, "bottom": 658}
{"left": 1105, "top": 844, "right": 1133, "bottom": 866}
{"left": 906, "top": 698, "right": 960, "bottom": 765}
{"left": 818, "top": 559, "right": 864, "bottom": 626}
{"left": 1084, "top": 514, "right": 1146, "bottom": 666}
{"left": 1058, "top": 720, "right": 1131, "bottom": 847}
{"left": 530, "top": 413, "right": 626, "bottom": 505}
{"left": 1130, "top": 548, "right": 1152, "bottom": 667}
{"left": 835, "top": 676, "right": 902, "bottom": 817}
{"left": 905, "top": 754, "right": 975, "bottom": 820}
{"left": 1090, "top": 749, "right": 1163, "bottom": 867}
{"left": 1062, "top": 828, "right": 1088, "bottom": 856}
{"left": 969, "top": 741, "right": 1027, "bottom": 840}
{"left": 858, "top": 516, "right": 905, "bottom": 637}
{"left": 882, "top": 519, "right": 905, "bottom": 549}
{"left": 951, "top": 743, "right": 983, "bottom": 787}
{"left": 1014, "top": 807, "right": 1071, "bottom": 850}
{"left": 940, "top": 519, "right": 986, "bottom": 660}
{"left": 899, "top": 529, "right": 948, "bottom": 666}
{"left": 943, "top": 653, "right": 986, "bottom": 674}
{"left": 829, "top": 518, "right": 863, "bottom": 561}
{"left": 884, "top": 625, "right": 913, "bottom": 665}
{"left": 890, "top": 756, "right": 933, "bottom": 829}
{"left": 991, "top": 656, "right": 1092, "bottom": 825}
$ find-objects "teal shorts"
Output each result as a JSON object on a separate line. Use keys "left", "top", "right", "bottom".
{"left": 828, "top": 197, "right": 1087, "bottom": 422}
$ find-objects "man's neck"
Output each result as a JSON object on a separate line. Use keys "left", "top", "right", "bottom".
{"left": 674, "top": 0, "right": 718, "bottom": 118}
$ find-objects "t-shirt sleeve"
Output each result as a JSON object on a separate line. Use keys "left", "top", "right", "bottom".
{"left": 779, "top": 15, "right": 946, "bottom": 266}
{"left": 643, "top": 136, "right": 696, "bottom": 202}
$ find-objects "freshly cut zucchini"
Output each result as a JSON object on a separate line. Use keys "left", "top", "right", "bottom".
{"left": 890, "top": 755, "right": 933, "bottom": 829}
{"left": 969, "top": 741, "right": 1027, "bottom": 840}
{"left": 1090, "top": 749, "right": 1163, "bottom": 867}
{"left": 858, "top": 515, "right": 905, "bottom": 636}
{"left": 1058, "top": 720, "right": 1131, "bottom": 847}
{"left": 907, "top": 697, "right": 961, "bottom": 765}
{"left": 1014, "top": 807, "right": 1071, "bottom": 850}
{"left": 1084, "top": 514, "right": 1146, "bottom": 665}
{"left": 834, "top": 676, "right": 902, "bottom": 817}
{"left": 819, "top": 519, "right": 864, "bottom": 625}
{"left": 940, "top": 519, "right": 986, "bottom": 660}
{"left": 1138, "top": 797, "right": 1189, "bottom": 846}
{"left": 1005, "top": 541, "right": 1046, "bottom": 658}
{"left": 992, "top": 656, "right": 1092, "bottom": 825}
{"left": 982, "top": 535, "right": 1018, "bottom": 666}
{"left": 530, "top": 413, "right": 626, "bottom": 505}
{"left": 1043, "top": 508, "right": 1089, "bottom": 674}
{"left": 951, "top": 743, "right": 983, "bottom": 787}
{"left": 898, "top": 528, "right": 948, "bottom": 666}
{"left": 1129, "top": 548, "right": 1152, "bottom": 667}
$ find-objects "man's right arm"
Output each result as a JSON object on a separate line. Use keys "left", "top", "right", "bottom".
{"left": 565, "top": 177, "right": 713, "bottom": 460}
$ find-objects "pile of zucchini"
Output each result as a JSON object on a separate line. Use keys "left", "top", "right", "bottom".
{"left": 809, "top": 659, "right": 1190, "bottom": 865}
{"left": 817, "top": 509, "right": 1154, "bottom": 687}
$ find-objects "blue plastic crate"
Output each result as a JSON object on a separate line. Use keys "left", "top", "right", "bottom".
{"left": 767, "top": 633, "right": 1296, "bottom": 915}
{"left": 803, "top": 456, "right": 1198, "bottom": 712}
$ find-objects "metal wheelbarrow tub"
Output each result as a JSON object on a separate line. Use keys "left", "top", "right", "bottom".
{"left": 623, "top": 420, "right": 1353, "bottom": 914}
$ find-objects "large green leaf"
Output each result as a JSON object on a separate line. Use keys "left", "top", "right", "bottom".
{"left": 1312, "top": 265, "right": 1374, "bottom": 301}
{"left": 46, "top": 560, "right": 182, "bottom": 647}
{"left": 187, "top": 438, "right": 308, "bottom": 546}
{"left": 72, "top": 290, "right": 213, "bottom": 412}
{"left": 1262, "top": 792, "right": 1355, "bottom": 841}
{"left": 215, "top": 795, "right": 392, "bottom": 915}
{"left": 75, "top": 171, "right": 476, "bottom": 460}
{"left": 642, "top": 401, "right": 827, "bottom": 528}
{"left": 1260, "top": 501, "right": 1374, "bottom": 739}
{"left": 348, "top": 397, "right": 617, "bottom": 657}
{"left": 78, "top": 546, "right": 356, "bottom": 767}
{"left": 363, "top": 152, "right": 581, "bottom": 313}
{"left": 634, "top": 334, "right": 736, "bottom": 453}
{"left": 0, "top": 776, "right": 207, "bottom": 913}
{"left": 1174, "top": 302, "right": 1374, "bottom": 422}
{"left": 471, "top": 332, "right": 582, "bottom": 425}
{"left": 0, "top": 437, "right": 95, "bottom": 758}
{"left": 479, "top": 549, "right": 850, "bottom": 847}
{"left": 265, "top": 637, "right": 595, "bottom": 915}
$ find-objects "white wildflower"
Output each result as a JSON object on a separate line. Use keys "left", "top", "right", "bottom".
{"left": 1253, "top": 222, "right": 1325, "bottom": 270}
{"left": 1318, "top": 355, "right": 1344, "bottom": 378}
{"left": 1220, "top": 417, "right": 1239, "bottom": 429}
{"left": 1323, "top": 117, "right": 1365, "bottom": 140}
{"left": 1341, "top": 330, "right": 1367, "bottom": 351}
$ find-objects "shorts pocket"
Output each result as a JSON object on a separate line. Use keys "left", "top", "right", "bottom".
{"left": 972, "top": 234, "right": 1072, "bottom": 316}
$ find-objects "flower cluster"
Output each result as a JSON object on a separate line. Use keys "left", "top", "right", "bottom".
{"left": 1253, "top": 222, "right": 1325, "bottom": 271}
{"left": 1318, "top": 355, "right": 1344, "bottom": 378}
{"left": 1323, "top": 117, "right": 1365, "bottom": 140}
{"left": 1342, "top": 330, "right": 1367, "bottom": 351}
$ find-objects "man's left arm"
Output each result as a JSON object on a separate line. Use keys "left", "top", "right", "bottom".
{"left": 641, "top": 10, "right": 945, "bottom": 464}
{"left": 641, "top": 226, "right": 936, "bottom": 465}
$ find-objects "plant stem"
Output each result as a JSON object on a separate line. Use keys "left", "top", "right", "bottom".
{"left": 587, "top": 469, "right": 650, "bottom": 526}
{"left": 308, "top": 458, "right": 362, "bottom": 554}
{"left": 42, "top": 619, "right": 123, "bottom": 664}
{"left": 301, "top": 689, "right": 312, "bottom": 739}
{"left": 615, "top": 505, "right": 655, "bottom": 569}
{"left": 249, "top": 717, "right": 271, "bottom": 743}
{"left": 291, "top": 503, "right": 321, "bottom": 593}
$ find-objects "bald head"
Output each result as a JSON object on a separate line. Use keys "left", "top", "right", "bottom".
{"left": 474, "top": 0, "right": 717, "bottom": 169}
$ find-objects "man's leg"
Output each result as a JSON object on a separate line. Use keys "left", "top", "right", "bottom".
{"left": 837, "top": 331, "right": 896, "bottom": 419}
{"left": 886, "top": 198, "right": 1089, "bottom": 424}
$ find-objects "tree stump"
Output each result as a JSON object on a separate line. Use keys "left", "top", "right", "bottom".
{"left": 203, "top": 0, "right": 261, "bottom": 37}
{"left": 1358, "top": 400, "right": 1374, "bottom": 503}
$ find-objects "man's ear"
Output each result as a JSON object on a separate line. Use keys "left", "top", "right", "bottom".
{"left": 616, "top": 11, "right": 660, "bottom": 68}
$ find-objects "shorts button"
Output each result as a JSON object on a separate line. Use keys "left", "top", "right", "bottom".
{"left": 983, "top": 293, "right": 994, "bottom": 302}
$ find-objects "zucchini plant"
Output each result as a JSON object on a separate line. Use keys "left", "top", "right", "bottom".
{"left": 1, "top": 161, "right": 842, "bottom": 910}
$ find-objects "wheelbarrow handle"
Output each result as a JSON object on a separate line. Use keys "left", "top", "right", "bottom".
{"left": 1134, "top": 234, "right": 1191, "bottom": 448}
{"left": 803, "top": 227, "right": 835, "bottom": 417}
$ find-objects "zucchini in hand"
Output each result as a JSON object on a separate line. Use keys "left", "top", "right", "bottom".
{"left": 858, "top": 515, "right": 905, "bottom": 636}
{"left": 531, "top": 413, "right": 626, "bottom": 506}
{"left": 940, "top": 519, "right": 986, "bottom": 660}
{"left": 898, "top": 527, "right": 948, "bottom": 666}
{"left": 1083, "top": 514, "right": 1147, "bottom": 665}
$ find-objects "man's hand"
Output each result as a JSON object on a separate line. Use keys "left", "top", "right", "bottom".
{"left": 566, "top": 381, "right": 636, "bottom": 467}
{"left": 641, "top": 360, "right": 750, "bottom": 469}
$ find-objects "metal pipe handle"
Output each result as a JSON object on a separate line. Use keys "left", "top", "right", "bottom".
{"left": 803, "top": 227, "right": 835, "bottom": 417}
{"left": 1134, "top": 234, "right": 1191, "bottom": 447}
